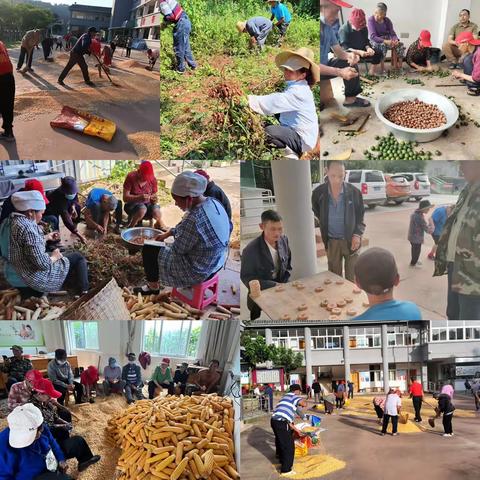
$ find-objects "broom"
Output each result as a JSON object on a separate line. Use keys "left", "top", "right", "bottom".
{"left": 92, "top": 52, "right": 120, "bottom": 87}
{"left": 423, "top": 399, "right": 439, "bottom": 427}
{"left": 399, "top": 412, "right": 409, "bottom": 424}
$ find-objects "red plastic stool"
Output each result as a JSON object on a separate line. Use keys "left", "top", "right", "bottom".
{"left": 171, "top": 273, "right": 220, "bottom": 310}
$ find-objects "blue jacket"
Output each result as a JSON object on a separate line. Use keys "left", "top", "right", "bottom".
{"left": 0, "top": 424, "right": 65, "bottom": 480}
{"left": 72, "top": 33, "right": 92, "bottom": 55}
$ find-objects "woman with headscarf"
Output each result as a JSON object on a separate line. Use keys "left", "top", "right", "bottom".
{"left": 1, "top": 191, "right": 89, "bottom": 298}
{"left": 134, "top": 171, "right": 230, "bottom": 294}
{"left": 367, "top": 2, "right": 405, "bottom": 73}
{"left": 123, "top": 161, "right": 167, "bottom": 230}
{"left": 339, "top": 8, "right": 383, "bottom": 76}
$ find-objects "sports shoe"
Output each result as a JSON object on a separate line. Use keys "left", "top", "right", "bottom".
{"left": 392, "top": 433, "right": 399, "bottom": 436}
{"left": 442, "top": 433, "right": 452, "bottom": 437}
{"left": 281, "top": 471, "right": 297, "bottom": 477}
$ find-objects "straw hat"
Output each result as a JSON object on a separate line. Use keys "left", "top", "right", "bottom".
{"left": 275, "top": 47, "right": 320, "bottom": 84}
{"left": 236, "top": 21, "right": 246, "bottom": 33}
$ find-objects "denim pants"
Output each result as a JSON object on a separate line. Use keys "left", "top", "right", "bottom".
{"left": 463, "top": 53, "right": 480, "bottom": 89}
{"left": 173, "top": 13, "right": 197, "bottom": 72}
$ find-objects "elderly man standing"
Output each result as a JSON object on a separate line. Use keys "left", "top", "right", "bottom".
{"left": 434, "top": 161, "right": 480, "bottom": 320}
{"left": 320, "top": 0, "right": 371, "bottom": 108}
{"left": 134, "top": 171, "right": 230, "bottom": 294}
{"left": 58, "top": 26, "right": 97, "bottom": 87}
{"left": 16, "top": 29, "right": 41, "bottom": 72}
{"left": 312, "top": 160, "right": 365, "bottom": 281}
{"left": 442, "top": 9, "right": 479, "bottom": 69}
{"left": 2, "top": 346, "right": 33, "bottom": 391}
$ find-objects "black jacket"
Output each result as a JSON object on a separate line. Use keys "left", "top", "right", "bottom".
{"left": 205, "top": 181, "right": 232, "bottom": 220}
{"left": 437, "top": 393, "right": 455, "bottom": 414}
{"left": 311, "top": 182, "right": 366, "bottom": 251}
{"left": 241, "top": 233, "right": 292, "bottom": 291}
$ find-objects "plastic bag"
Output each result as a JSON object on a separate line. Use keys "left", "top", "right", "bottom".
{"left": 50, "top": 106, "right": 116, "bottom": 142}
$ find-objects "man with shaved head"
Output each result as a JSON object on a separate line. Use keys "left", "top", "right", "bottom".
{"left": 353, "top": 247, "right": 422, "bottom": 320}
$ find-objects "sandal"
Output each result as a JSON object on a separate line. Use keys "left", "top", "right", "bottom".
{"left": 133, "top": 285, "right": 160, "bottom": 295}
{"left": 343, "top": 97, "right": 371, "bottom": 108}
{"left": 467, "top": 89, "right": 480, "bottom": 96}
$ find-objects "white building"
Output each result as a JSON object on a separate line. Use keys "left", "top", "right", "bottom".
{"left": 244, "top": 321, "right": 480, "bottom": 393}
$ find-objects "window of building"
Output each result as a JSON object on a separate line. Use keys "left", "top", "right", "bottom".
{"left": 143, "top": 321, "right": 201, "bottom": 357}
{"left": 271, "top": 329, "right": 305, "bottom": 351}
{"left": 349, "top": 327, "right": 381, "bottom": 348}
{"left": 431, "top": 322, "right": 480, "bottom": 342}
{"left": 311, "top": 327, "right": 343, "bottom": 350}
{"left": 68, "top": 322, "right": 99, "bottom": 350}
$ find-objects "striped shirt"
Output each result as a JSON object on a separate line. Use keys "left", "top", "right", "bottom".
{"left": 160, "top": 0, "right": 184, "bottom": 23}
{"left": 272, "top": 393, "right": 301, "bottom": 422}
{"left": 9, "top": 213, "right": 70, "bottom": 293}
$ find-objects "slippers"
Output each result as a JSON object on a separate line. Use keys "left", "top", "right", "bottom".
{"left": 343, "top": 98, "right": 371, "bottom": 108}
{"left": 133, "top": 285, "right": 160, "bottom": 295}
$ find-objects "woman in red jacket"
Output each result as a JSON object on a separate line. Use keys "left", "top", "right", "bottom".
{"left": 0, "top": 40, "right": 15, "bottom": 142}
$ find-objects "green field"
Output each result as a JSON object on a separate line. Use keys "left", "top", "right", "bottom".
{"left": 160, "top": 0, "right": 320, "bottom": 160}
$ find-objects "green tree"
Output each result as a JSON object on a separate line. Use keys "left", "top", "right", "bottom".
{"left": 272, "top": 346, "right": 303, "bottom": 379}
{"left": 12, "top": 4, "right": 54, "bottom": 32}
{"left": 241, "top": 334, "right": 277, "bottom": 368}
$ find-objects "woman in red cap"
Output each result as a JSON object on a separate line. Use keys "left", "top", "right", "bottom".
{"left": 339, "top": 8, "right": 384, "bottom": 77}
{"left": 452, "top": 31, "right": 480, "bottom": 95}
{"left": 80, "top": 365, "right": 99, "bottom": 403}
{"left": 30, "top": 377, "right": 101, "bottom": 471}
{"left": 406, "top": 30, "right": 434, "bottom": 72}
{"left": 123, "top": 161, "right": 167, "bottom": 230}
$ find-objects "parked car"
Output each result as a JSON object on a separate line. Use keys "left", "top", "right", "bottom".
{"left": 384, "top": 174, "right": 412, "bottom": 205}
{"left": 345, "top": 170, "right": 386, "bottom": 208}
{"left": 396, "top": 172, "right": 431, "bottom": 201}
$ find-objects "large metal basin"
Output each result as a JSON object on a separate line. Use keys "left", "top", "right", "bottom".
{"left": 121, "top": 227, "right": 164, "bottom": 253}
{"left": 375, "top": 89, "right": 459, "bottom": 143}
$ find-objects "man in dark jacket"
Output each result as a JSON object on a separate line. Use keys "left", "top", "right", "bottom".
{"left": 240, "top": 209, "right": 292, "bottom": 320}
{"left": 122, "top": 353, "right": 144, "bottom": 404}
{"left": 311, "top": 160, "right": 365, "bottom": 281}
{"left": 195, "top": 169, "right": 232, "bottom": 220}
{"left": 58, "top": 26, "right": 97, "bottom": 86}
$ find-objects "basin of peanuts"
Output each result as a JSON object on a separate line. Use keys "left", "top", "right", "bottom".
{"left": 375, "top": 89, "right": 459, "bottom": 143}
{"left": 251, "top": 271, "right": 369, "bottom": 321}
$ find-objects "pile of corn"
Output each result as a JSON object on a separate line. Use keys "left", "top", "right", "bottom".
{"left": 122, "top": 289, "right": 203, "bottom": 320}
{"left": 0, "top": 289, "right": 67, "bottom": 320}
{"left": 106, "top": 394, "right": 239, "bottom": 480}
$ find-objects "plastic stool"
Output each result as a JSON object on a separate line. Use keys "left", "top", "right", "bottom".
{"left": 171, "top": 273, "right": 219, "bottom": 310}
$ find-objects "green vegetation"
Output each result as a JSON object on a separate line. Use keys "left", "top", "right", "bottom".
{"left": 0, "top": 0, "right": 54, "bottom": 34}
{"left": 160, "top": 0, "right": 320, "bottom": 160}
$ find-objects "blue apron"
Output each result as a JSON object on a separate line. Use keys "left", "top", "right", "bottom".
{"left": 0, "top": 217, "right": 27, "bottom": 287}
{"left": 201, "top": 198, "right": 230, "bottom": 272}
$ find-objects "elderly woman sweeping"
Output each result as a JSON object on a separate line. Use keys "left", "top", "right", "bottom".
{"left": 0, "top": 191, "right": 89, "bottom": 298}
{"left": 134, "top": 171, "right": 230, "bottom": 294}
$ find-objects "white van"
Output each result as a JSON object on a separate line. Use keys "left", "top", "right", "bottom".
{"left": 345, "top": 170, "right": 386, "bottom": 209}
{"left": 396, "top": 172, "right": 431, "bottom": 201}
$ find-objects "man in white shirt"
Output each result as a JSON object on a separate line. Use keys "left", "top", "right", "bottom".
{"left": 381, "top": 387, "right": 402, "bottom": 436}
{"left": 241, "top": 209, "right": 292, "bottom": 320}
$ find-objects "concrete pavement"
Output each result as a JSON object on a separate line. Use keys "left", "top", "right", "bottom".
{"left": 1, "top": 44, "right": 159, "bottom": 160}
{"left": 241, "top": 393, "right": 480, "bottom": 480}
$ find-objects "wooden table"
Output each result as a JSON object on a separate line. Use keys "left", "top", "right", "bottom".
{"left": 252, "top": 271, "right": 369, "bottom": 321}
